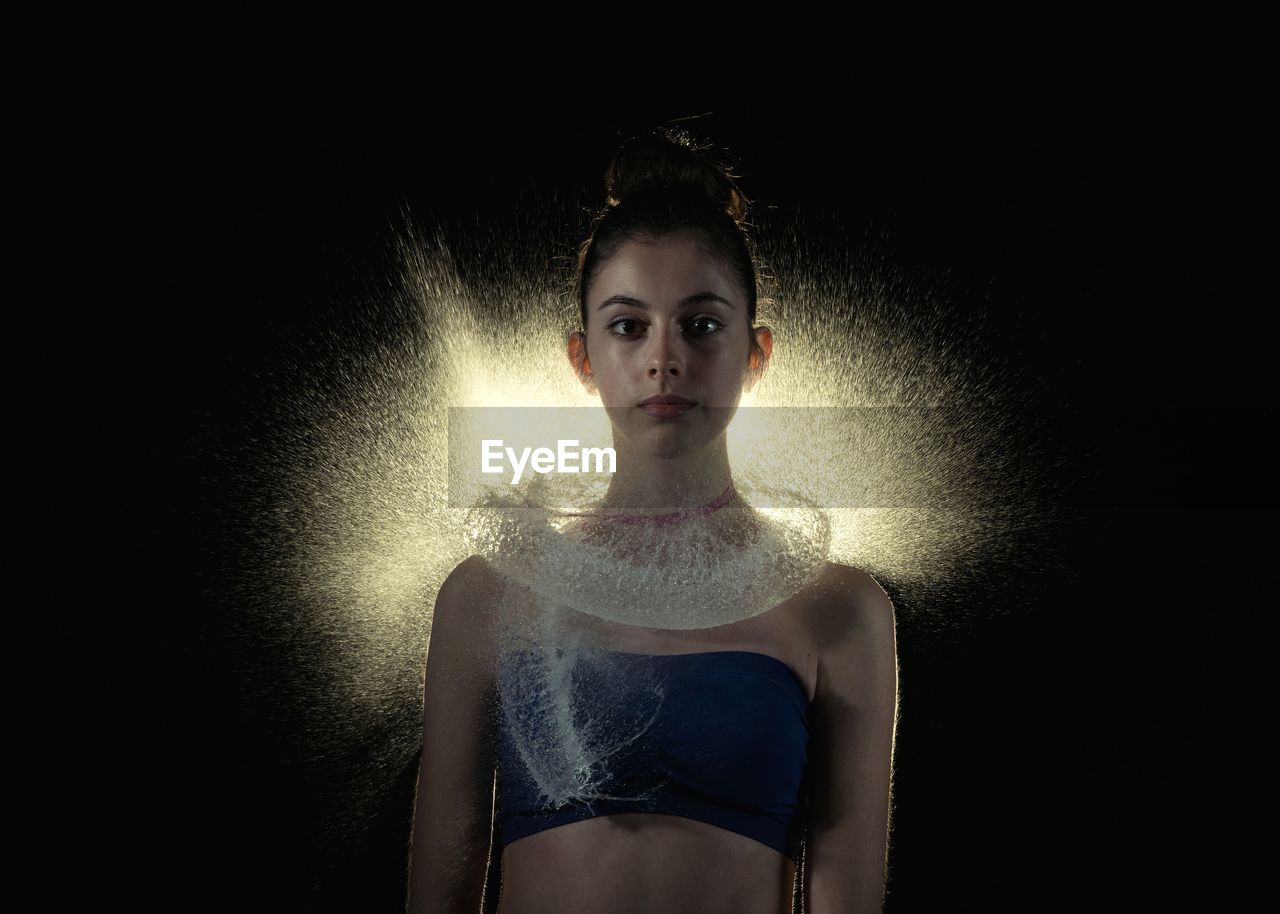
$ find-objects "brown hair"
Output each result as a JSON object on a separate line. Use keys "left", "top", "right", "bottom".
{"left": 572, "top": 125, "right": 773, "bottom": 337}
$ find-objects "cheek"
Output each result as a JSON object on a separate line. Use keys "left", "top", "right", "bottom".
{"left": 590, "top": 349, "right": 624, "bottom": 381}
{"left": 711, "top": 345, "right": 751, "bottom": 376}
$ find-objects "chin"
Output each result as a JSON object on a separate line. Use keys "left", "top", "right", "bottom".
{"left": 643, "top": 422, "right": 727, "bottom": 453}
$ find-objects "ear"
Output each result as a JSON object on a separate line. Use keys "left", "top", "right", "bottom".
{"left": 744, "top": 326, "right": 773, "bottom": 391}
{"left": 567, "top": 330, "right": 597, "bottom": 395}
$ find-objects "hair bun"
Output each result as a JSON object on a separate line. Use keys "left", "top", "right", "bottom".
{"left": 605, "top": 127, "right": 748, "bottom": 223}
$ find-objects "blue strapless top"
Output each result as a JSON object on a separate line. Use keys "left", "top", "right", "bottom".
{"left": 495, "top": 649, "right": 811, "bottom": 862}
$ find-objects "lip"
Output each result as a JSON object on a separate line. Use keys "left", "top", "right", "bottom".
{"left": 637, "top": 394, "right": 696, "bottom": 418}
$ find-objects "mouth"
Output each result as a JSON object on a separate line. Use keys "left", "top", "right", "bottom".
{"left": 637, "top": 395, "right": 697, "bottom": 418}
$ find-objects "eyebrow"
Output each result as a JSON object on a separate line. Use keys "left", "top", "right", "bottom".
{"left": 596, "top": 292, "right": 737, "bottom": 312}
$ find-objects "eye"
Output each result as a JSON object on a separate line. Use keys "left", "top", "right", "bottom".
{"left": 688, "top": 316, "right": 724, "bottom": 336}
{"left": 606, "top": 317, "right": 644, "bottom": 338}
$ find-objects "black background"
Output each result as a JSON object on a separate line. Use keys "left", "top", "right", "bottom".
{"left": 63, "top": 84, "right": 1263, "bottom": 912}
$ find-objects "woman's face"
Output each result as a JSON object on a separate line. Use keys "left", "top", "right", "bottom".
{"left": 571, "top": 233, "right": 765, "bottom": 455}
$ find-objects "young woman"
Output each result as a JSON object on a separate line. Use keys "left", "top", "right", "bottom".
{"left": 408, "top": 127, "right": 899, "bottom": 914}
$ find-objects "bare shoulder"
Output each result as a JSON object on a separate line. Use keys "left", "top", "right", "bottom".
{"left": 441, "top": 553, "right": 502, "bottom": 592}
{"left": 429, "top": 554, "right": 506, "bottom": 652}
{"left": 805, "top": 561, "right": 898, "bottom": 695}
{"left": 806, "top": 561, "right": 895, "bottom": 632}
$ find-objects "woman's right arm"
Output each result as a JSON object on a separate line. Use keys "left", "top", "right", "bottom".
{"left": 406, "top": 556, "right": 501, "bottom": 914}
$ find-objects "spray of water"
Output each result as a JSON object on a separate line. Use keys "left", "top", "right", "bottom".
{"left": 197, "top": 197, "right": 1066, "bottom": 852}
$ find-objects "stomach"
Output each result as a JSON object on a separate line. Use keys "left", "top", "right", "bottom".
{"left": 495, "top": 812, "right": 797, "bottom": 914}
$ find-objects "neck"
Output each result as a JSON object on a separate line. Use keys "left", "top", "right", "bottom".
{"left": 593, "top": 433, "right": 735, "bottom": 516}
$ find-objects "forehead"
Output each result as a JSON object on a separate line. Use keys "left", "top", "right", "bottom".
{"left": 590, "top": 235, "right": 740, "bottom": 305}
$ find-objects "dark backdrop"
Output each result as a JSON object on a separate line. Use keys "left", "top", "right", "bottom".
{"left": 69, "top": 87, "right": 1261, "bottom": 912}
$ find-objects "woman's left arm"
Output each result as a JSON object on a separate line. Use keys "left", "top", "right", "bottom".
{"left": 804, "top": 567, "right": 900, "bottom": 913}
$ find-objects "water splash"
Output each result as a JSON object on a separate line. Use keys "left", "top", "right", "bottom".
{"left": 497, "top": 631, "right": 671, "bottom": 810}
{"left": 197, "top": 198, "right": 1067, "bottom": 856}
{"left": 465, "top": 472, "right": 831, "bottom": 630}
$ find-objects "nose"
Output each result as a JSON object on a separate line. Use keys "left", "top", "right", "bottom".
{"left": 646, "top": 326, "right": 683, "bottom": 378}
